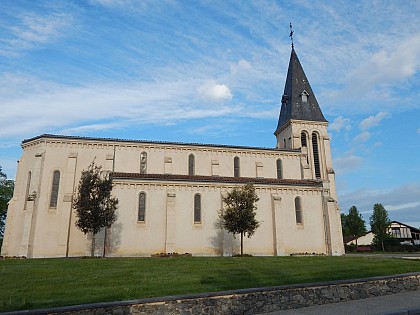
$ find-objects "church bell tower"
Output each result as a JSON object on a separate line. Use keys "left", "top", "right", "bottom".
{"left": 274, "top": 34, "right": 336, "bottom": 196}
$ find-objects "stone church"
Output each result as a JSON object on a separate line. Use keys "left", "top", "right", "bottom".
{"left": 2, "top": 48, "right": 345, "bottom": 258}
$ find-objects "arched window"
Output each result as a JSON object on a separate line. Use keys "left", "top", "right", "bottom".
{"left": 188, "top": 154, "right": 195, "bottom": 176}
{"left": 234, "top": 156, "right": 240, "bottom": 177}
{"left": 312, "top": 133, "right": 321, "bottom": 179}
{"left": 301, "top": 132, "right": 307, "bottom": 147}
{"left": 140, "top": 152, "right": 147, "bottom": 174}
{"left": 24, "top": 171, "right": 32, "bottom": 210}
{"left": 194, "top": 194, "right": 201, "bottom": 223}
{"left": 276, "top": 159, "right": 283, "bottom": 179}
{"left": 49, "top": 170, "right": 60, "bottom": 208}
{"left": 295, "top": 197, "right": 303, "bottom": 224}
{"left": 138, "top": 192, "right": 146, "bottom": 222}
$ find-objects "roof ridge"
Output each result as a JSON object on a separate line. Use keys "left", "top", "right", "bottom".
{"left": 22, "top": 133, "right": 300, "bottom": 153}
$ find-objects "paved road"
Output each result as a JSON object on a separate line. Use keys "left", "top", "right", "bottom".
{"left": 261, "top": 290, "right": 420, "bottom": 315}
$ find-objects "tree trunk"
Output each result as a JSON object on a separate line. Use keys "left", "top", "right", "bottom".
{"left": 355, "top": 236, "right": 358, "bottom": 252}
{"left": 381, "top": 239, "right": 385, "bottom": 252}
{"left": 102, "top": 228, "right": 107, "bottom": 258}
{"left": 240, "top": 232, "right": 243, "bottom": 256}
{"left": 91, "top": 233, "right": 96, "bottom": 257}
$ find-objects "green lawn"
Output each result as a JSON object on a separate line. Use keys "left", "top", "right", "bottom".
{"left": 1, "top": 256, "right": 420, "bottom": 312}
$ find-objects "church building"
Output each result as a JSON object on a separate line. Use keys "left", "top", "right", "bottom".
{"left": 1, "top": 47, "right": 345, "bottom": 258}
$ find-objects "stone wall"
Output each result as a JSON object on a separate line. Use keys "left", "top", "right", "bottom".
{"left": 6, "top": 273, "right": 420, "bottom": 315}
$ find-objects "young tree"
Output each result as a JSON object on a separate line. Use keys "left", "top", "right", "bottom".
{"left": 218, "top": 183, "right": 260, "bottom": 256}
{"left": 346, "top": 206, "right": 367, "bottom": 250}
{"left": 370, "top": 203, "right": 390, "bottom": 252}
{"left": 0, "top": 166, "right": 14, "bottom": 249}
{"left": 73, "top": 161, "right": 118, "bottom": 257}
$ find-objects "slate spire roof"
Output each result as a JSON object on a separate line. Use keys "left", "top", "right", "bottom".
{"left": 274, "top": 48, "right": 327, "bottom": 135}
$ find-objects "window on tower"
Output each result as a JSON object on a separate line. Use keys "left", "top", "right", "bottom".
{"left": 312, "top": 133, "right": 321, "bottom": 179}
{"left": 301, "top": 90, "right": 309, "bottom": 103}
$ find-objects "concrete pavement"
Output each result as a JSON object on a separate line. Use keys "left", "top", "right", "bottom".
{"left": 261, "top": 290, "right": 420, "bottom": 315}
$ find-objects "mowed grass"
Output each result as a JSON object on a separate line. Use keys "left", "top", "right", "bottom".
{"left": 1, "top": 256, "right": 420, "bottom": 312}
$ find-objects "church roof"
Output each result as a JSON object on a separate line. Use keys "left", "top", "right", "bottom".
{"left": 113, "top": 172, "right": 322, "bottom": 187}
{"left": 22, "top": 134, "right": 300, "bottom": 153}
{"left": 274, "top": 48, "right": 327, "bottom": 134}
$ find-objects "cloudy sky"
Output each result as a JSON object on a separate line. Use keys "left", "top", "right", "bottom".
{"left": 1, "top": 0, "right": 419, "bottom": 228}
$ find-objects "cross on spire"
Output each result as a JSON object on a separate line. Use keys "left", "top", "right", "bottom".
{"left": 289, "top": 22, "right": 294, "bottom": 49}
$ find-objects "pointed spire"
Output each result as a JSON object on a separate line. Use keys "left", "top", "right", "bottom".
{"left": 274, "top": 47, "right": 327, "bottom": 135}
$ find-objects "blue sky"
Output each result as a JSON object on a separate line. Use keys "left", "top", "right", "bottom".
{"left": 1, "top": 0, "right": 419, "bottom": 228}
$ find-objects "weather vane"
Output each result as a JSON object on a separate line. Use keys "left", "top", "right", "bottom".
{"left": 289, "top": 22, "right": 294, "bottom": 49}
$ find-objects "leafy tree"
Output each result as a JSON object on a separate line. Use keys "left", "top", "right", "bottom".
{"left": 345, "top": 206, "right": 367, "bottom": 250}
{"left": 73, "top": 161, "right": 118, "bottom": 257}
{"left": 218, "top": 183, "right": 260, "bottom": 256}
{"left": 370, "top": 203, "right": 390, "bottom": 252}
{"left": 0, "top": 166, "right": 14, "bottom": 250}
{"left": 341, "top": 213, "right": 350, "bottom": 238}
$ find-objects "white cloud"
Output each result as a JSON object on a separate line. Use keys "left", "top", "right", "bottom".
{"left": 230, "top": 59, "right": 252, "bottom": 74}
{"left": 198, "top": 81, "right": 233, "bottom": 102}
{"left": 353, "top": 131, "right": 370, "bottom": 143}
{"left": 333, "top": 34, "right": 420, "bottom": 101}
{"left": 329, "top": 116, "right": 351, "bottom": 132}
{"left": 1, "top": 12, "right": 73, "bottom": 56}
{"left": 359, "top": 112, "right": 388, "bottom": 130}
{"left": 384, "top": 202, "right": 420, "bottom": 211}
{"left": 333, "top": 154, "right": 363, "bottom": 174}
{"left": 0, "top": 74, "right": 242, "bottom": 139}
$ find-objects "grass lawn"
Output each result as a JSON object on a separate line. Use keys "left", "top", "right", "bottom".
{"left": 1, "top": 256, "right": 420, "bottom": 312}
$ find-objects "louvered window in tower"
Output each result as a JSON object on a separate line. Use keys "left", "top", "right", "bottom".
{"left": 188, "top": 154, "right": 195, "bottom": 176}
{"left": 312, "top": 133, "right": 321, "bottom": 179}
{"left": 234, "top": 156, "right": 240, "bottom": 177}
{"left": 301, "top": 132, "right": 307, "bottom": 147}
{"left": 276, "top": 159, "right": 283, "bottom": 179}
{"left": 138, "top": 192, "right": 146, "bottom": 222}
{"left": 49, "top": 170, "right": 60, "bottom": 208}
{"left": 194, "top": 194, "right": 201, "bottom": 223}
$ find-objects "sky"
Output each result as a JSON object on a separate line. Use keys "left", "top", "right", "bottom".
{"left": 0, "top": 0, "right": 419, "bottom": 228}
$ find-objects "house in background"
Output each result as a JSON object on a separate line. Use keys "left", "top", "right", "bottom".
{"left": 345, "top": 232, "right": 374, "bottom": 247}
{"left": 389, "top": 221, "right": 420, "bottom": 245}
{"left": 345, "top": 221, "right": 420, "bottom": 247}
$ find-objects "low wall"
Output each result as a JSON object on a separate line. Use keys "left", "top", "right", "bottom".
{"left": 6, "top": 273, "right": 420, "bottom": 315}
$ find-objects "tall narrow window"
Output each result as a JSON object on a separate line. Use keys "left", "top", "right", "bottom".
{"left": 295, "top": 197, "right": 303, "bottom": 224}
{"left": 234, "top": 156, "right": 240, "bottom": 177}
{"left": 188, "top": 154, "right": 195, "bottom": 176}
{"left": 301, "top": 132, "right": 307, "bottom": 147}
{"left": 276, "top": 159, "right": 283, "bottom": 179}
{"left": 194, "top": 194, "right": 201, "bottom": 223}
{"left": 140, "top": 152, "right": 147, "bottom": 174}
{"left": 49, "top": 170, "right": 60, "bottom": 208}
{"left": 24, "top": 171, "right": 32, "bottom": 210}
{"left": 312, "top": 133, "right": 321, "bottom": 179}
{"left": 138, "top": 192, "right": 146, "bottom": 222}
